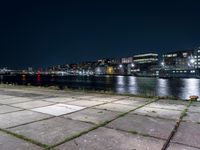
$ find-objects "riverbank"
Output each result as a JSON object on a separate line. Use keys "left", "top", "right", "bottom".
{"left": 0, "top": 85, "right": 199, "bottom": 149}
{"left": 1, "top": 74, "right": 199, "bottom": 100}
{"left": 0, "top": 83, "right": 178, "bottom": 100}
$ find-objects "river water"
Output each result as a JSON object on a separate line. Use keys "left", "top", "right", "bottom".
{"left": 1, "top": 75, "right": 200, "bottom": 100}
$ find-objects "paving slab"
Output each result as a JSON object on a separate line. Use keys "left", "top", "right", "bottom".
{"left": 167, "top": 143, "right": 200, "bottom": 150}
{"left": 191, "top": 102, "right": 200, "bottom": 107}
{"left": 131, "top": 106, "right": 182, "bottom": 120}
{"left": 97, "top": 95, "right": 129, "bottom": 100}
{"left": 0, "top": 95, "right": 16, "bottom": 100}
{"left": 73, "top": 95, "right": 97, "bottom": 99}
{"left": 128, "top": 97, "right": 154, "bottom": 102}
{"left": 188, "top": 106, "right": 200, "bottom": 113}
{"left": 65, "top": 100, "right": 105, "bottom": 107}
{"left": 89, "top": 97, "right": 119, "bottom": 102}
{"left": 31, "top": 104, "right": 85, "bottom": 116}
{"left": 114, "top": 99, "right": 147, "bottom": 106}
{"left": 94, "top": 103, "right": 138, "bottom": 113}
{"left": 0, "top": 131, "right": 42, "bottom": 150}
{"left": 0, "top": 110, "right": 52, "bottom": 129}
{"left": 63, "top": 108, "right": 120, "bottom": 124}
{"left": 158, "top": 99, "right": 189, "bottom": 105}
{"left": 42, "top": 97, "right": 78, "bottom": 103}
{"left": 56, "top": 127, "right": 165, "bottom": 150}
{"left": 4, "top": 92, "right": 44, "bottom": 98}
{"left": 9, "top": 117, "right": 94, "bottom": 145}
{"left": 147, "top": 102, "right": 186, "bottom": 111}
{"left": 107, "top": 114, "right": 176, "bottom": 139}
{"left": 0, "top": 97, "right": 33, "bottom": 104}
{"left": 172, "top": 122, "right": 200, "bottom": 148}
{"left": 10, "top": 100, "right": 54, "bottom": 109}
{"left": 0, "top": 105, "right": 22, "bottom": 114}
{"left": 183, "top": 112, "right": 200, "bottom": 123}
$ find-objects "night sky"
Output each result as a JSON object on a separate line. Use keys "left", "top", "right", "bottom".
{"left": 1, "top": 0, "right": 200, "bottom": 69}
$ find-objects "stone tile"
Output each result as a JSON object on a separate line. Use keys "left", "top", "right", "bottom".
{"left": 147, "top": 102, "right": 186, "bottom": 111}
{"left": 10, "top": 100, "right": 54, "bottom": 109}
{"left": 107, "top": 114, "right": 176, "bottom": 139}
{"left": 0, "top": 95, "right": 16, "bottom": 100}
{"left": 167, "top": 143, "right": 199, "bottom": 150}
{"left": 56, "top": 127, "right": 165, "bottom": 150}
{"left": 183, "top": 112, "right": 200, "bottom": 123}
{"left": 63, "top": 108, "right": 120, "bottom": 124}
{"left": 131, "top": 106, "right": 182, "bottom": 120}
{"left": 98, "top": 95, "right": 129, "bottom": 100}
{"left": 114, "top": 99, "right": 147, "bottom": 106}
{"left": 0, "top": 131, "right": 42, "bottom": 150}
{"left": 65, "top": 100, "right": 105, "bottom": 107}
{"left": 172, "top": 122, "right": 200, "bottom": 148}
{"left": 42, "top": 97, "right": 77, "bottom": 103}
{"left": 191, "top": 102, "right": 200, "bottom": 107}
{"left": 158, "top": 99, "right": 189, "bottom": 105}
{"left": 74, "top": 95, "right": 96, "bottom": 99}
{"left": 188, "top": 106, "right": 200, "bottom": 113}
{"left": 89, "top": 97, "right": 118, "bottom": 102}
{"left": 128, "top": 97, "right": 154, "bottom": 102}
{"left": 9, "top": 117, "right": 94, "bottom": 145}
{"left": 0, "top": 110, "right": 52, "bottom": 128}
{"left": 0, "top": 105, "right": 22, "bottom": 114}
{"left": 31, "top": 104, "right": 85, "bottom": 116}
{"left": 0, "top": 97, "right": 33, "bottom": 104}
{"left": 94, "top": 103, "right": 138, "bottom": 113}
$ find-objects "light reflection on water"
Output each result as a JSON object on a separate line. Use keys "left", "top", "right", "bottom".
{"left": 4, "top": 75, "right": 200, "bottom": 100}
{"left": 180, "top": 78, "right": 200, "bottom": 100}
{"left": 115, "top": 76, "right": 200, "bottom": 100}
{"left": 156, "top": 79, "right": 170, "bottom": 97}
{"left": 127, "top": 76, "right": 138, "bottom": 94}
{"left": 116, "top": 76, "right": 126, "bottom": 93}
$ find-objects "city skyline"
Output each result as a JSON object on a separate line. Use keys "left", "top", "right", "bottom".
{"left": 1, "top": 0, "right": 200, "bottom": 69}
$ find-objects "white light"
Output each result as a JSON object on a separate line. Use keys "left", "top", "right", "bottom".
{"left": 161, "top": 62, "right": 165, "bottom": 66}
{"left": 190, "top": 58, "right": 195, "bottom": 64}
{"left": 119, "top": 64, "right": 123, "bottom": 68}
{"left": 131, "top": 63, "right": 135, "bottom": 67}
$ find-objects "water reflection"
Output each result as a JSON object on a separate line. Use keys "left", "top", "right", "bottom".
{"left": 180, "top": 79, "right": 200, "bottom": 100}
{"left": 156, "top": 79, "right": 170, "bottom": 97}
{"left": 127, "top": 76, "right": 138, "bottom": 94}
{"left": 3, "top": 74, "right": 200, "bottom": 100}
{"left": 116, "top": 76, "right": 126, "bottom": 93}
{"left": 115, "top": 76, "right": 200, "bottom": 99}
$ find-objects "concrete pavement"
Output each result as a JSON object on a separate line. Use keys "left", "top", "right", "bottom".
{"left": 0, "top": 85, "right": 199, "bottom": 150}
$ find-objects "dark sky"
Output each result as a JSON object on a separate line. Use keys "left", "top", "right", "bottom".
{"left": 1, "top": 0, "right": 200, "bottom": 69}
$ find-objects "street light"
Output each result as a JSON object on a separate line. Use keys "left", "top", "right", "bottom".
{"left": 131, "top": 63, "right": 135, "bottom": 67}
{"left": 119, "top": 64, "right": 123, "bottom": 68}
{"left": 189, "top": 58, "right": 195, "bottom": 64}
{"left": 161, "top": 62, "right": 165, "bottom": 67}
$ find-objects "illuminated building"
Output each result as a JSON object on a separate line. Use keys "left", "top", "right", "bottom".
{"left": 121, "top": 57, "right": 133, "bottom": 64}
{"left": 157, "top": 49, "right": 198, "bottom": 78}
{"left": 133, "top": 53, "right": 158, "bottom": 64}
{"left": 132, "top": 53, "right": 158, "bottom": 73}
{"left": 194, "top": 47, "right": 200, "bottom": 69}
{"left": 106, "top": 66, "right": 114, "bottom": 75}
{"left": 162, "top": 50, "right": 194, "bottom": 69}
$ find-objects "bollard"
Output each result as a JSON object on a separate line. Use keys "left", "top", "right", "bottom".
{"left": 189, "top": 95, "right": 199, "bottom": 101}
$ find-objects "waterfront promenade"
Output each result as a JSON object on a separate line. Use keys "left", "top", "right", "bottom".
{"left": 0, "top": 85, "right": 200, "bottom": 150}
